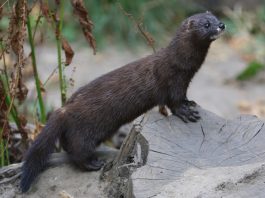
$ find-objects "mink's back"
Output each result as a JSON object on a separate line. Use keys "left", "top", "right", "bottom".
{"left": 64, "top": 53, "right": 166, "bottom": 134}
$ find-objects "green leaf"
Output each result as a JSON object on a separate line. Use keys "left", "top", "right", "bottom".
{"left": 237, "top": 61, "right": 265, "bottom": 81}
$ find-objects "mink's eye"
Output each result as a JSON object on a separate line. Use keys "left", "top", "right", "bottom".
{"left": 204, "top": 22, "right": 210, "bottom": 28}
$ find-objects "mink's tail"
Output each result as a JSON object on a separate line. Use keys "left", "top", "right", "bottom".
{"left": 20, "top": 110, "right": 65, "bottom": 192}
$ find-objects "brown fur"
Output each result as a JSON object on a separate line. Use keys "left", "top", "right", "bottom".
{"left": 21, "top": 12, "right": 225, "bottom": 192}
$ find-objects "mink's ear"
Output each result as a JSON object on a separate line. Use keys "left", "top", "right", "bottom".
{"left": 186, "top": 19, "right": 195, "bottom": 31}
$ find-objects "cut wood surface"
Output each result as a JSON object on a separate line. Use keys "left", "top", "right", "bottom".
{"left": 104, "top": 107, "right": 265, "bottom": 198}
{"left": 1, "top": 107, "right": 265, "bottom": 198}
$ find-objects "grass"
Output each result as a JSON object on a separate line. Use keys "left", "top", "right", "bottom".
{"left": 27, "top": 15, "right": 46, "bottom": 123}
{"left": 0, "top": 70, "right": 18, "bottom": 166}
{"left": 56, "top": 0, "right": 67, "bottom": 105}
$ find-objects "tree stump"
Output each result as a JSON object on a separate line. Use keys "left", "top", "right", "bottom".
{"left": 1, "top": 107, "right": 265, "bottom": 198}
{"left": 103, "top": 107, "right": 265, "bottom": 198}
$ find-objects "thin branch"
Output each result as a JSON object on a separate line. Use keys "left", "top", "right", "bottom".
{"left": 0, "top": 0, "right": 9, "bottom": 9}
{"left": 117, "top": 2, "right": 156, "bottom": 53}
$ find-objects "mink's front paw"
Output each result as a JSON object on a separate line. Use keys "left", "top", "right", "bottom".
{"left": 172, "top": 103, "right": 200, "bottom": 123}
{"left": 183, "top": 99, "right": 197, "bottom": 107}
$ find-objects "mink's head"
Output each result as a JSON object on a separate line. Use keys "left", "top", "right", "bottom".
{"left": 181, "top": 12, "right": 225, "bottom": 43}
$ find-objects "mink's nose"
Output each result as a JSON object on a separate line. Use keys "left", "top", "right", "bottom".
{"left": 219, "top": 22, "right": 225, "bottom": 30}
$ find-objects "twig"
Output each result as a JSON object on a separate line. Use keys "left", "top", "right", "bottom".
{"left": 117, "top": 3, "right": 168, "bottom": 116}
{"left": 117, "top": 2, "right": 156, "bottom": 53}
{"left": 0, "top": 0, "right": 9, "bottom": 9}
{"left": 41, "top": 0, "right": 68, "bottom": 105}
{"left": 32, "top": 15, "right": 43, "bottom": 41}
{"left": 56, "top": 0, "right": 67, "bottom": 105}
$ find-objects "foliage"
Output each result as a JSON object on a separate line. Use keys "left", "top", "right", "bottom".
{"left": 83, "top": 0, "right": 198, "bottom": 48}
{"left": 0, "top": 0, "right": 96, "bottom": 167}
{"left": 237, "top": 61, "right": 265, "bottom": 81}
{"left": 223, "top": 5, "right": 265, "bottom": 80}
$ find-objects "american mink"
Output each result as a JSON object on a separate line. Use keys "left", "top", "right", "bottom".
{"left": 21, "top": 12, "right": 225, "bottom": 192}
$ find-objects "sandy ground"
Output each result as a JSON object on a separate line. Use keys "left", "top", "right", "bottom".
{"left": 25, "top": 39, "right": 265, "bottom": 119}
{"left": 1, "top": 164, "right": 106, "bottom": 198}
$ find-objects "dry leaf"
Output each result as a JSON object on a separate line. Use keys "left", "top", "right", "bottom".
{"left": 16, "top": 76, "right": 28, "bottom": 103}
{"left": 41, "top": 0, "right": 75, "bottom": 66}
{"left": 18, "top": 114, "right": 27, "bottom": 127}
{"left": 8, "top": 0, "right": 27, "bottom": 58}
{"left": 238, "top": 99, "right": 265, "bottom": 118}
{"left": 59, "top": 190, "right": 74, "bottom": 198}
{"left": 62, "top": 37, "right": 74, "bottom": 66}
{"left": 0, "top": 5, "right": 3, "bottom": 20}
{"left": 40, "top": 1, "right": 50, "bottom": 20}
{"left": 71, "top": 0, "right": 96, "bottom": 54}
{"left": 55, "top": 0, "right": 60, "bottom": 6}
{"left": 238, "top": 100, "right": 252, "bottom": 112}
{"left": 8, "top": 0, "right": 28, "bottom": 103}
{"left": 40, "top": 0, "right": 58, "bottom": 25}
{"left": 39, "top": 79, "right": 46, "bottom": 92}
{"left": 31, "top": 121, "right": 44, "bottom": 140}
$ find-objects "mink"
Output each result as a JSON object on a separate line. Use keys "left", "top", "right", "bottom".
{"left": 20, "top": 12, "right": 225, "bottom": 192}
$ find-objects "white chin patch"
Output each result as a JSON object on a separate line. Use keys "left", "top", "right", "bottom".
{"left": 210, "top": 34, "right": 220, "bottom": 40}
{"left": 210, "top": 28, "right": 224, "bottom": 40}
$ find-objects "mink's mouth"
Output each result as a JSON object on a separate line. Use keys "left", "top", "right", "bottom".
{"left": 210, "top": 28, "right": 225, "bottom": 40}
{"left": 210, "top": 25, "right": 225, "bottom": 41}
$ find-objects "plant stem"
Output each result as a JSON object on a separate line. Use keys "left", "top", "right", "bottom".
{"left": 0, "top": 128, "right": 4, "bottom": 167}
{"left": 5, "top": 140, "right": 9, "bottom": 165}
{"left": 26, "top": 15, "right": 46, "bottom": 123}
{"left": 56, "top": 0, "right": 67, "bottom": 105}
{"left": 0, "top": 75, "right": 19, "bottom": 166}
{"left": 0, "top": 130, "right": 9, "bottom": 167}
{"left": 0, "top": 42, "right": 10, "bottom": 91}
{"left": 0, "top": 75, "right": 20, "bottom": 127}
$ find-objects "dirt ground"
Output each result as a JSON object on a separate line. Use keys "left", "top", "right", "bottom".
{"left": 1, "top": 164, "right": 106, "bottom": 198}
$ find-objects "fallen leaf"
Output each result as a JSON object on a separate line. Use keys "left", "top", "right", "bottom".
{"left": 62, "top": 37, "right": 74, "bottom": 66}
{"left": 59, "top": 190, "right": 74, "bottom": 198}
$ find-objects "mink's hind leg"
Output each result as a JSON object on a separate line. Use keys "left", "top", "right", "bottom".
{"left": 65, "top": 135, "right": 104, "bottom": 171}
{"left": 70, "top": 153, "right": 104, "bottom": 171}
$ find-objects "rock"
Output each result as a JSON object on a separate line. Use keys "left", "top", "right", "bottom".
{"left": 0, "top": 146, "right": 117, "bottom": 198}
{"left": 1, "top": 107, "right": 265, "bottom": 197}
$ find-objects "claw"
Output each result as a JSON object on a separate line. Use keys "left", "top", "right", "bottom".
{"left": 187, "top": 115, "right": 198, "bottom": 122}
{"left": 81, "top": 157, "right": 104, "bottom": 171}
{"left": 177, "top": 113, "right": 189, "bottom": 123}
{"left": 189, "top": 100, "right": 197, "bottom": 107}
{"left": 172, "top": 102, "right": 200, "bottom": 123}
{"left": 184, "top": 99, "right": 197, "bottom": 107}
{"left": 192, "top": 110, "right": 199, "bottom": 115}
{"left": 84, "top": 159, "right": 104, "bottom": 171}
